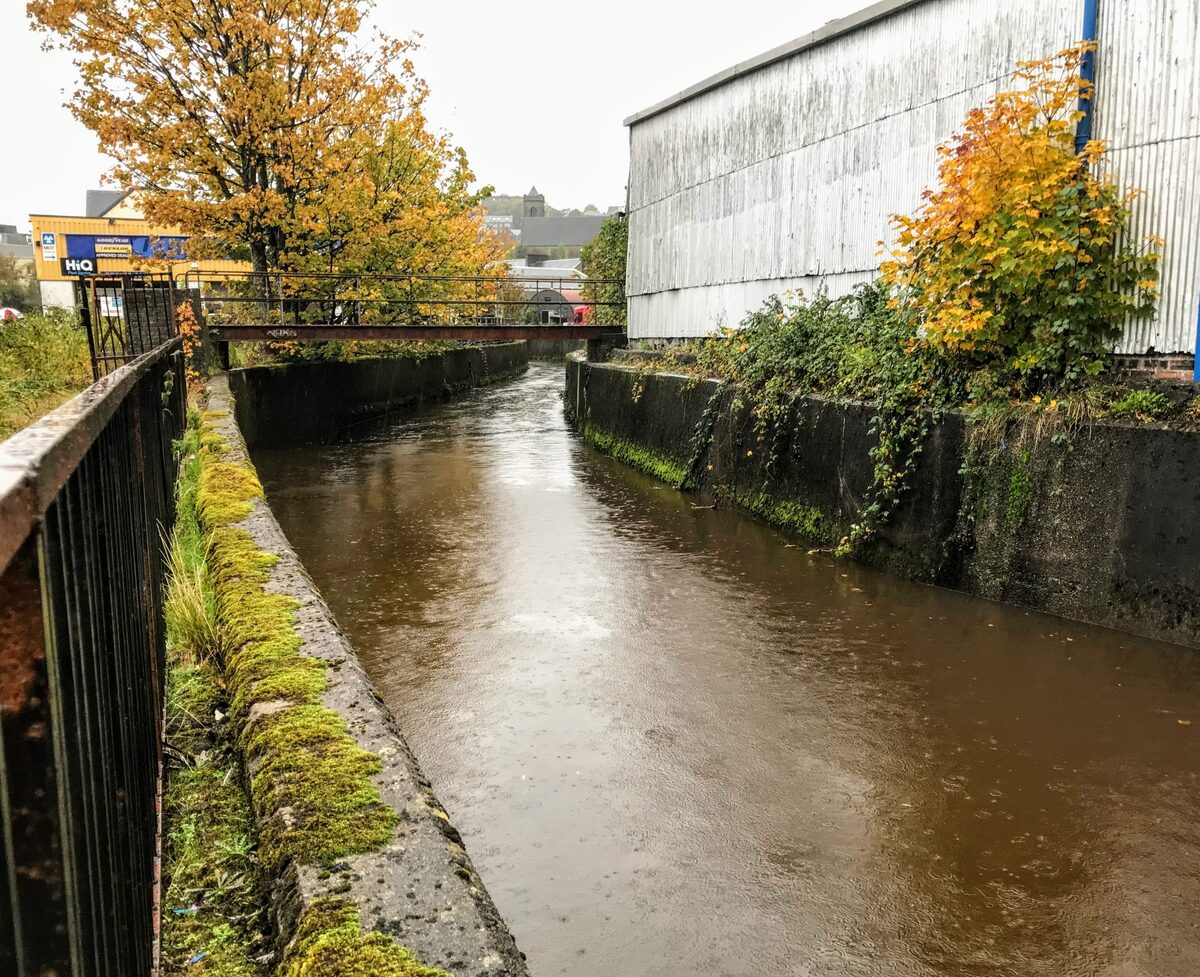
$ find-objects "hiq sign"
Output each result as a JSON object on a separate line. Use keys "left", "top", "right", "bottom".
{"left": 61, "top": 257, "right": 96, "bottom": 277}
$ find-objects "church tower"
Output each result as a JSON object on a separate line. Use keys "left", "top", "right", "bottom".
{"left": 523, "top": 186, "right": 545, "bottom": 218}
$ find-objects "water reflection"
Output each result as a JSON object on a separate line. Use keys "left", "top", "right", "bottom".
{"left": 255, "top": 364, "right": 1200, "bottom": 977}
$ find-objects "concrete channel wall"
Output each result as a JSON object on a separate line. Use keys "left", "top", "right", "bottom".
{"left": 524, "top": 336, "right": 585, "bottom": 360}
{"left": 566, "top": 354, "right": 1200, "bottom": 649}
{"left": 207, "top": 360, "right": 531, "bottom": 974}
{"left": 229, "top": 342, "right": 529, "bottom": 447}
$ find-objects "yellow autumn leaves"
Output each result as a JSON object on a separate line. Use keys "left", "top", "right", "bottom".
{"left": 29, "top": 0, "right": 504, "bottom": 288}
{"left": 881, "top": 43, "right": 1161, "bottom": 384}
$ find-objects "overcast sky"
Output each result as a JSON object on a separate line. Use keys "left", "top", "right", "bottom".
{"left": 0, "top": 1, "right": 870, "bottom": 227}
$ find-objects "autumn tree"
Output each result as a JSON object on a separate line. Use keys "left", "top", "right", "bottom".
{"left": 881, "top": 43, "right": 1160, "bottom": 388}
{"left": 580, "top": 214, "right": 627, "bottom": 327}
{"left": 0, "top": 256, "right": 40, "bottom": 311}
{"left": 28, "top": 0, "right": 501, "bottom": 281}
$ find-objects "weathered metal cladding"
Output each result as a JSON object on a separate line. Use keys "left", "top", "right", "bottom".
{"left": 626, "top": 0, "right": 1199, "bottom": 352}
{"left": 1094, "top": 0, "right": 1200, "bottom": 353}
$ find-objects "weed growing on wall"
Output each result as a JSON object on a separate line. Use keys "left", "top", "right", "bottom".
{"left": 683, "top": 283, "right": 964, "bottom": 550}
{"left": 668, "top": 43, "right": 1163, "bottom": 554}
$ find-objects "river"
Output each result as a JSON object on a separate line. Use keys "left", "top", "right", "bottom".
{"left": 254, "top": 363, "right": 1200, "bottom": 977}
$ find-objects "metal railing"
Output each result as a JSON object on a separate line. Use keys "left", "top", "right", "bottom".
{"left": 180, "top": 268, "right": 626, "bottom": 330}
{"left": 81, "top": 273, "right": 180, "bottom": 379}
{"left": 0, "top": 338, "right": 186, "bottom": 977}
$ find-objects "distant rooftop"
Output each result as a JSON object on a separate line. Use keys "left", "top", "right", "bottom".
{"left": 505, "top": 258, "right": 582, "bottom": 278}
{"left": 85, "top": 189, "right": 128, "bottom": 217}
{"left": 519, "top": 215, "right": 606, "bottom": 248}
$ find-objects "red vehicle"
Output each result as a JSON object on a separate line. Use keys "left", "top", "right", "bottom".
{"left": 572, "top": 305, "right": 589, "bottom": 324}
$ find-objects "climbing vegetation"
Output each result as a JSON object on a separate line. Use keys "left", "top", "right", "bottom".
{"left": 665, "top": 44, "right": 1162, "bottom": 554}
{"left": 581, "top": 215, "right": 628, "bottom": 327}
{"left": 685, "top": 283, "right": 957, "bottom": 551}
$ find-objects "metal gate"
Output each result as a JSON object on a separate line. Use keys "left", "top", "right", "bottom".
{"left": 80, "top": 274, "right": 179, "bottom": 379}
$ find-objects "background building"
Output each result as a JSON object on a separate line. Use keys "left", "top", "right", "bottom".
{"left": 482, "top": 187, "right": 620, "bottom": 263}
{"left": 30, "top": 192, "right": 247, "bottom": 308}
{"left": 623, "top": 0, "right": 1200, "bottom": 356}
{"left": 0, "top": 225, "right": 33, "bottom": 270}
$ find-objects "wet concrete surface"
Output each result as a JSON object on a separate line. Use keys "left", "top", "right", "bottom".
{"left": 254, "top": 364, "right": 1200, "bottom": 977}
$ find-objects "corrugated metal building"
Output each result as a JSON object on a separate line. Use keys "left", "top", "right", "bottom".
{"left": 624, "top": 0, "right": 1200, "bottom": 355}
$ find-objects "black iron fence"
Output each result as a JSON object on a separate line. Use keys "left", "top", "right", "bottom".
{"left": 0, "top": 338, "right": 186, "bottom": 977}
{"left": 81, "top": 274, "right": 180, "bottom": 379}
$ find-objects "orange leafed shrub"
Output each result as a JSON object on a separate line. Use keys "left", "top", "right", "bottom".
{"left": 881, "top": 43, "right": 1161, "bottom": 389}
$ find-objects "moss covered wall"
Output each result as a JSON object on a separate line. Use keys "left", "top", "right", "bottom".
{"left": 230, "top": 343, "right": 529, "bottom": 448}
{"left": 203, "top": 376, "right": 530, "bottom": 976}
{"left": 566, "top": 354, "right": 1200, "bottom": 649}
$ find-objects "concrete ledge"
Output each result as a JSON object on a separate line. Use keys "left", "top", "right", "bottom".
{"left": 229, "top": 343, "right": 530, "bottom": 448}
{"left": 566, "top": 356, "right": 1200, "bottom": 649}
{"left": 206, "top": 375, "right": 529, "bottom": 975}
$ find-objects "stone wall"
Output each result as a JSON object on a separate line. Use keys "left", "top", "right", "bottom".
{"left": 206, "top": 375, "right": 530, "bottom": 975}
{"left": 566, "top": 354, "right": 1200, "bottom": 649}
{"left": 523, "top": 336, "right": 585, "bottom": 360}
{"left": 229, "top": 343, "right": 529, "bottom": 448}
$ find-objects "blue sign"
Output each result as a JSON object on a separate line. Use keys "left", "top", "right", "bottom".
{"left": 63, "top": 233, "right": 190, "bottom": 262}
{"left": 131, "top": 235, "right": 188, "bottom": 259}
{"left": 65, "top": 235, "right": 96, "bottom": 260}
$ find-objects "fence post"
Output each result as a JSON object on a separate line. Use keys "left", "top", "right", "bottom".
{"left": 79, "top": 283, "right": 99, "bottom": 382}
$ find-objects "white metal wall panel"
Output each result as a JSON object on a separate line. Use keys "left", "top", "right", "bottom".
{"left": 627, "top": 0, "right": 1198, "bottom": 352}
{"left": 1094, "top": 0, "right": 1200, "bottom": 353}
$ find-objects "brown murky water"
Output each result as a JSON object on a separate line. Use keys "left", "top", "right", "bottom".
{"left": 254, "top": 364, "right": 1200, "bottom": 977}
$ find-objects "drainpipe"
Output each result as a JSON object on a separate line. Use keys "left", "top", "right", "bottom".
{"left": 1193, "top": 295, "right": 1200, "bottom": 382}
{"left": 1075, "top": 0, "right": 1099, "bottom": 155}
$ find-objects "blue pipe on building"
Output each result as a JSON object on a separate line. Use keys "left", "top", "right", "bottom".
{"left": 1193, "top": 295, "right": 1200, "bottom": 382}
{"left": 1075, "top": 0, "right": 1099, "bottom": 155}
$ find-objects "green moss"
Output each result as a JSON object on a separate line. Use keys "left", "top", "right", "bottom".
{"left": 193, "top": 411, "right": 400, "bottom": 874}
{"left": 244, "top": 705, "right": 399, "bottom": 869}
{"left": 198, "top": 460, "right": 264, "bottom": 525}
{"left": 1003, "top": 447, "right": 1033, "bottom": 531}
{"left": 740, "top": 493, "right": 831, "bottom": 544}
{"left": 579, "top": 423, "right": 691, "bottom": 489}
{"left": 279, "top": 899, "right": 449, "bottom": 977}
